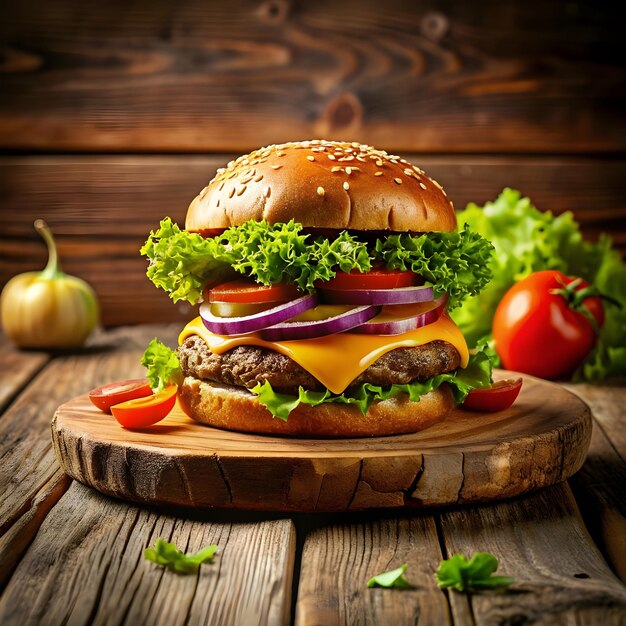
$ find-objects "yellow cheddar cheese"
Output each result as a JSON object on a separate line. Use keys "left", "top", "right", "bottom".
{"left": 179, "top": 315, "right": 468, "bottom": 395}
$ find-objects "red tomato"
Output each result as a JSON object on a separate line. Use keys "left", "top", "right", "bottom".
{"left": 111, "top": 385, "right": 177, "bottom": 428}
{"left": 322, "top": 268, "right": 419, "bottom": 291}
{"left": 88, "top": 379, "right": 153, "bottom": 414}
{"left": 493, "top": 270, "right": 604, "bottom": 379}
{"left": 207, "top": 280, "right": 301, "bottom": 304}
{"left": 463, "top": 378, "right": 523, "bottom": 412}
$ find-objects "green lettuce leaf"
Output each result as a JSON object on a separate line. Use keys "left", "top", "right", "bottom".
{"left": 141, "top": 218, "right": 371, "bottom": 303}
{"left": 144, "top": 538, "right": 218, "bottom": 575}
{"left": 452, "top": 188, "right": 626, "bottom": 380}
{"left": 252, "top": 346, "right": 494, "bottom": 420}
{"left": 367, "top": 563, "right": 414, "bottom": 589}
{"left": 374, "top": 225, "right": 494, "bottom": 310}
{"left": 141, "top": 338, "right": 182, "bottom": 392}
{"left": 435, "top": 552, "right": 513, "bottom": 591}
{"left": 141, "top": 218, "right": 493, "bottom": 308}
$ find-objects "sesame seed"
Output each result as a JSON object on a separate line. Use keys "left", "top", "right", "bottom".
{"left": 351, "top": 142, "right": 360, "bottom": 147}
{"left": 376, "top": 160, "right": 383, "bottom": 167}
{"left": 265, "top": 186, "right": 271, "bottom": 198}
{"left": 216, "top": 199, "right": 220, "bottom": 207}
{"left": 331, "top": 166, "right": 343, "bottom": 172}
{"left": 419, "top": 182, "right": 427, "bottom": 190}
{"left": 404, "top": 168, "right": 414, "bottom": 176}
{"left": 254, "top": 174, "right": 264, "bottom": 181}
{"left": 328, "top": 154, "right": 336, "bottom": 160}
{"left": 307, "top": 155, "right": 315, "bottom": 161}
{"left": 311, "top": 139, "right": 321, "bottom": 145}
{"left": 277, "top": 151, "right": 285, "bottom": 157}
{"left": 271, "top": 165, "right": 282, "bottom": 170}
{"left": 237, "top": 185, "right": 247, "bottom": 196}
{"left": 218, "top": 181, "right": 225, "bottom": 191}
{"left": 343, "top": 181, "right": 350, "bottom": 190}
{"left": 394, "top": 178, "right": 402, "bottom": 185}
{"left": 228, "top": 187, "right": 235, "bottom": 198}
{"left": 374, "top": 171, "right": 383, "bottom": 176}
{"left": 345, "top": 167, "right": 352, "bottom": 175}
{"left": 317, "top": 186, "right": 325, "bottom": 197}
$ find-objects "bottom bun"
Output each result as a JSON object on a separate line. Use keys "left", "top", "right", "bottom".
{"left": 178, "top": 376, "right": 455, "bottom": 438}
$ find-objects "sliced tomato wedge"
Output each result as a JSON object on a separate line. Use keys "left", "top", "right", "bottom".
{"left": 321, "top": 268, "right": 419, "bottom": 291}
{"left": 89, "top": 379, "right": 153, "bottom": 414}
{"left": 111, "top": 385, "right": 178, "bottom": 428}
{"left": 462, "top": 378, "right": 523, "bottom": 413}
{"left": 207, "top": 280, "right": 301, "bottom": 304}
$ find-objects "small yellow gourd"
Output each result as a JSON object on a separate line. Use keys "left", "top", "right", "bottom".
{"left": 1, "top": 220, "right": 99, "bottom": 349}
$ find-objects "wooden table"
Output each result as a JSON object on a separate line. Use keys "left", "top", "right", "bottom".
{"left": 1, "top": 325, "right": 625, "bottom": 625}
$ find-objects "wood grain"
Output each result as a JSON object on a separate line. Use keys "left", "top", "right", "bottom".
{"left": 2, "top": 155, "right": 625, "bottom": 326}
{"left": 0, "top": 481, "right": 295, "bottom": 626}
{"left": 564, "top": 383, "right": 626, "bottom": 583}
{"left": 439, "top": 483, "right": 626, "bottom": 624}
{"left": 52, "top": 373, "right": 591, "bottom": 512}
{"left": 1, "top": 1, "right": 624, "bottom": 152}
{"left": 0, "top": 335, "right": 49, "bottom": 414}
{"left": 0, "top": 325, "right": 177, "bottom": 539}
{"left": 295, "top": 516, "right": 452, "bottom": 625}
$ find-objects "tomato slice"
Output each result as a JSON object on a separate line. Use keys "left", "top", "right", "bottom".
{"left": 322, "top": 268, "right": 419, "bottom": 291}
{"left": 462, "top": 378, "right": 523, "bottom": 413}
{"left": 88, "top": 379, "right": 153, "bottom": 414}
{"left": 207, "top": 280, "right": 301, "bottom": 304}
{"left": 111, "top": 385, "right": 178, "bottom": 428}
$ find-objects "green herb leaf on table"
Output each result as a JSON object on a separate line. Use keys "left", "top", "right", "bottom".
{"left": 144, "top": 538, "right": 218, "bottom": 575}
{"left": 141, "top": 338, "right": 182, "bottom": 393}
{"left": 367, "top": 563, "right": 414, "bottom": 589}
{"left": 435, "top": 552, "right": 514, "bottom": 592}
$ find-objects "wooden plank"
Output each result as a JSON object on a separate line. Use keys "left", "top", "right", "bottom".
{"left": 1, "top": 1, "right": 624, "bottom": 152}
{"left": 295, "top": 515, "right": 453, "bottom": 625}
{"left": 0, "top": 335, "right": 49, "bottom": 414}
{"left": 0, "top": 325, "right": 177, "bottom": 539}
{"left": 440, "top": 483, "right": 626, "bottom": 624}
{"left": 564, "top": 384, "right": 626, "bottom": 460}
{"left": 2, "top": 155, "right": 624, "bottom": 326}
{"left": 563, "top": 384, "right": 626, "bottom": 582}
{"left": 0, "top": 481, "right": 295, "bottom": 626}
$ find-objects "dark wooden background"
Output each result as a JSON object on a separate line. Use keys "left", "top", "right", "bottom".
{"left": 1, "top": 0, "right": 625, "bottom": 326}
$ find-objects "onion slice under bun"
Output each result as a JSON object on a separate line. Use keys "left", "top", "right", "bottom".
{"left": 200, "top": 293, "right": 317, "bottom": 335}
{"left": 349, "top": 294, "right": 448, "bottom": 335}
{"left": 319, "top": 284, "right": 434, "bottom": 305}
{"left": 260, "top": 305, "right": 381, "bottom": 341}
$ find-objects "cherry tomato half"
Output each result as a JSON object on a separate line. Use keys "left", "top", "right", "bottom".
{"left": 463, "top": 378, "right": 523, "bottom": 412}
{"left": 89, "top": 379, "right": 153, "bottom": 414}
{"left": 207, "top": 280, "right": 301, "bottom": 304}
{"left": 321, "top": 268, "right": 419, "bottom": 291}
{"left": 110, "top": 385, "right": 177, "bottom": 429}
{"left": 493, "top": 270, "right": 604, "bottom": 379}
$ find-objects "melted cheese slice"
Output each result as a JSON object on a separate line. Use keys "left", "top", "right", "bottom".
{"left": 179, "top": 315, "right": 469, "bottom": 395}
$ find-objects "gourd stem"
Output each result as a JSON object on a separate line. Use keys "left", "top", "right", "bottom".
{"left": 34, "top": 219, "right": 63, "bottom": 277}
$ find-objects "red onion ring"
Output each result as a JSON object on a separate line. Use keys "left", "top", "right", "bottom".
{"left": 200, "top": 293, "right": 318, "bottom": 335}
{"left": 260, "top": 305, "right": 381, "bottom": 341}
{"left": 318, "top": 284, "right": 434, "bottom": 305}
{"left": 349, "top": 294, "right": 448, "bottom": 335}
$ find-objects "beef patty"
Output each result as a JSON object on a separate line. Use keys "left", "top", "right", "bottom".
{"left": 178, "top": 335, "right": 461, "bottom": 395}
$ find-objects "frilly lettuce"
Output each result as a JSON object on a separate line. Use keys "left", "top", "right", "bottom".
{"left": 252, "top": 345, "right": 494, "bottom": 420}
{"left": 141, "top": 338, "right": 182, "bottom": 392}
{"left": 452, "top": 188, "right": 626, "bottom": 380}
{"left": 141, "top": 218, "right": 494, "bottom": 309}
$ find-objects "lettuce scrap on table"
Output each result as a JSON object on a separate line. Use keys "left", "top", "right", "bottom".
{"left": 452, "top": 188, "right": 626, "bottom": 381}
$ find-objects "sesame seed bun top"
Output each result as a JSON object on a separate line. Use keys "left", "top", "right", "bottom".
{"left": 185, "top": 140, "right": 457, "bottom": 233}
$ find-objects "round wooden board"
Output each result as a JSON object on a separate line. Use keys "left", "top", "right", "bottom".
{"left": 52, "top": 372, "right": 592, "bottom": 512}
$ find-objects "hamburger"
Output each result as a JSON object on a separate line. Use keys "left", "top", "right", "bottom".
{"left": 141, "top": 140, "right": 495, "bottom": 437}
